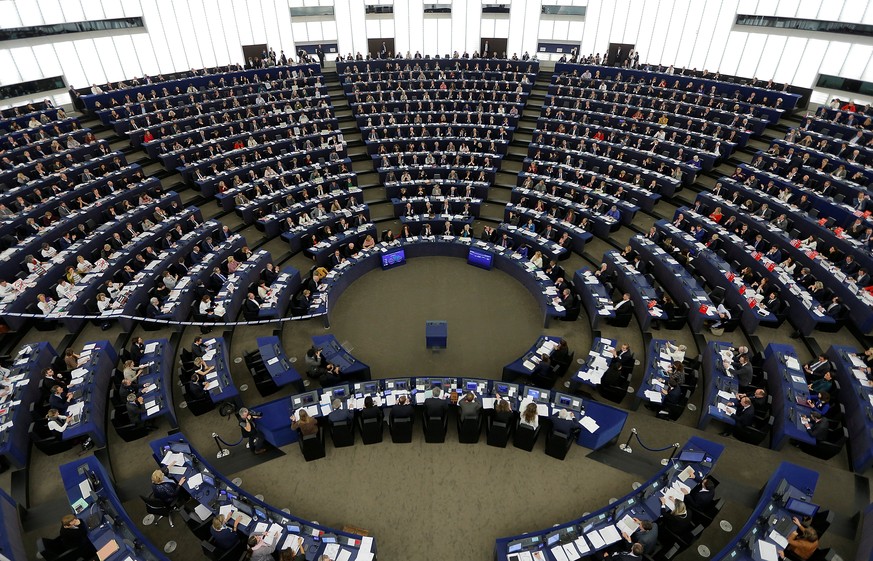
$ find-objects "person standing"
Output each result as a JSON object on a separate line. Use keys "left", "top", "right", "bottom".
{"left": 238, "top": 408, "right": 266, "bottom": 455}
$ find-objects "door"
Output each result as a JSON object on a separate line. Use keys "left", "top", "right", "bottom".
{"left": 367, "top": 38, "right": 396, "bottom": 59}
{"left": 607, "top": 43, "right": 635, "bottom": 67}
{"left": 242, "top": 44, "right": 268, "bottom": 68}
{"left": 480, "top": 38, "right": 508, "bottom": 58}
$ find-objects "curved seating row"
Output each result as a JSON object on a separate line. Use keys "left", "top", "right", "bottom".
{"left": 495, "top": 436, "right": 724, "bottom": 561}
{"left": 307, "top": 236, "right": 568, "bottom": 327}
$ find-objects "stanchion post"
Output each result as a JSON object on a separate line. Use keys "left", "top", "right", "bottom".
{"left": 618, "top": 427, "right": 636, "bottom": 454}
{"left": 661, "top": 442, "right": 681, "bottom": 466}
{"left": 213, "top": 432, "right": 230, "bottom": 459}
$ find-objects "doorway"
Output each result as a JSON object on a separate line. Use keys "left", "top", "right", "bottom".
{"left": 480, "top": 38, "right": 508, "bottom": 58}
{"left": 242, "top": 44, "right": 269, "bottom": 69}
{"left": 607, "top": 43, "right": 635, "bottom": 67}
{"left": 367, "top": 38, "right": 396, "bottom": 59}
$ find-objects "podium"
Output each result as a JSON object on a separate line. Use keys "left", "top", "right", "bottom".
{"left": 425, "top": 321, "right": 447, "bottom": 349}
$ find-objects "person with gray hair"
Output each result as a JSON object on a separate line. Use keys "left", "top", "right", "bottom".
{"left": 238, "top": 408, "right": 266, "bottom": 455}
{"left": 327, "top": 398, "right": 353, "bottom": 424}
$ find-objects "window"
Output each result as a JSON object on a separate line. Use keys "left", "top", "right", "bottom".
{"left": 482, "top": 3, "right": 510, "bottom": 14}
{"left": 289, "top": 6, "right": 335, "bottom": 17}
{"left": 424, "top": 3, "right": 452, "bottom": 15}
{"left": 0, "top": 76, "right": 66, "bottom": 101}
{"left": 541, "top": 5, "right": 586, "bottom": 17}
{"left": 0, "top": 17, "right": 144, "bottom": 42}
{"left": 364, "top": 5, "right": 393, "bottom": 15}
{"left": 816, "top": 74, "right": 873, "bottom": 97}
{"left": 735, "top": 14, "right": 873, "bottom": 38}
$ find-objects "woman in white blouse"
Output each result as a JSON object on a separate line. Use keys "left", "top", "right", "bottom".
{"left": 799, "top": 235, "right": 817, "bottom": 252}
{"left": 37, "top": 293, "right": 56, "bottom": 315}
{"left": 46, "top": 409, "right": 69, "bottom": 433}
{"left": 96, "top": 292, "right": 111, "bottom": 313}
{"left": 530, "top": 250, "right": 544, "bottom": 269}
{"left": 519, "top": 402, "right": 539, "bottom": 430}
{"left": 75, "top": 255, "right": 93, "bottom": 274}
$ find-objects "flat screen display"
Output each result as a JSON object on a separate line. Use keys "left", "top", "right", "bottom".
{"left": 468, "top": 248, "right": 493, "bottom": 270}
{"left": 381, "top": 248, "right": 406, "bottom": 269}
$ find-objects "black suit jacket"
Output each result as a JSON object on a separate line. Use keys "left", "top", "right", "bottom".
{"left": 684, "top": 484, "right": 715, "bottom": 510}
{"left": 242, "top": 298, "right": 260, "bottom": 320}
{"left": 390, "top": 403, "right": 414, "bottom": 421}
{"left": 733, "top": 405, "right": 756, "bottom": 428}
{"left": 424, "top": 397, "right": 449, "bottom": 418}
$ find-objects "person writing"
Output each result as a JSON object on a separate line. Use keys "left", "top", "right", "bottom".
{"left": 244, "top": 531, "right": 279, "bottom": 561}
{"left": 784, "top": 517, "right": 819, "bottom": 560}
{"left": 150, "top": 469, "right": 185, "bottom": 509}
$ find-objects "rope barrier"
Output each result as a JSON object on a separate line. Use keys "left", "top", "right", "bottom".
{"left": 631, "top": 430, "right": 677, "bottom": 452}
{"left": 619, "top": 428, "right": 681, "bottom": 460}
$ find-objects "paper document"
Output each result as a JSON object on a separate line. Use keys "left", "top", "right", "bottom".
{"left": 579, "top": 416, "right": 599, "bottom": 433}
{"left": 144, "top": 343, "right": 159, "bottom": 353}
{"left": 550, "top": 545, "right": 569, "bottom": 561}
{"left": 194, "top": 504, "right": 212, "bottom": 521}
{"left": 563, "top": 543, "right": 581, "bottom": 561}
{"left": 585, "top": 530, "right": 605, "bottom": 549}
{"left": 573, "top": 536, "right": 590, "bottom": 555}
{"left": 768, "top": 530, "right": 788, "bottom": 549}
{"left": 644, "top": 390, "right": 663, "bottom": 403}
{"left": 282, "top": 534, "right": 304, "bottom": 551}
{"left": 337, "top": 549, "right": 352, "bottom": 561}
{"left": 186, "top": 473, "right": 203, "bottom": 489}
{"left": 616, "top": 514, "right": 637, "bottom": 536}
{"left": 162, "top": 451, "right": 185, "bottom": 466}
{"left": 482, "top": 397, "right": 495, "bottom": 410}
{"left": 757, "top": 539, "right": 779, "bottom": 561}
{"left": 599, "top": 525, "right": 622, "bottom": 545}
{"left": 678, "top": 466, "right": 695, "bottom": 482}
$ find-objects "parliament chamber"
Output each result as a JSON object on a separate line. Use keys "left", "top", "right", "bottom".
{"left": 1, "top": 1, "right": 873, "bottom": 560}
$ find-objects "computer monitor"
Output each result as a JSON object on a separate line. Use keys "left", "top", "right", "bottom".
{"left": 508, "top": 543, "right": 522, "bottom": 553}
{"left": 287, "top": 524, "right": 301, "bottom": 534}
{"left": 495, "top": 382, "right": 519, "bottom": 397}
{"left": 254, "top": 507, "right": 267, "bottom": 520}
{"left": 232, "top": 500, "right": 252, "bottom": 515}
{"left": 785, "top": 498, "right": 819, "bottom": 518}
{"left": 386, "top": 378, "right": 409, "bottom": 390}
{"left": 546, "top": 533, "right": 560, "bottom": 546}
{"left": 678, "top": 450, "right": 706, "bottom": 463}
{"left": 466, "top": 381, "right": 478, "bottom": 391}
{"left": 292, "top": 391, "right": 318, "bottom": 407}
{"left": 322, "top": 536, "right": 336, "bottom": 544}
{"left": 354, "top": 381, "right": 378, "bottom": 394}
{"left": 381, "top": 248, "right": 406, "bottom": 269}
{"left": 468, "top": 247, "right": 494, "bottom": 270}
{"left": 552, "top": 392, "right": 582, "bottom": 411}
{"left": 332, "top": 387, "right": 346, "bottom": 398}
{"left": 527, "top": 388, "right": 540, "bottom": 400}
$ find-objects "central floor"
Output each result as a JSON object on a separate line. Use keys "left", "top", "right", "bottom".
{"left": 329, "top": 257, "right": 547, "bottom": 377}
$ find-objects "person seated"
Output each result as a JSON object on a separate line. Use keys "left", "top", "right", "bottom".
{"left": 619, "top": 520, "right": 658, "bottom": 556}
{"left": 458, "top": 391, "right": 481, "bottom": 421}
{"left": 186, "top": 372, "right": 208, "bottom": 400}
{"left": 360, "top": 395, "right": 383, "bottom": 423}
{"left": 58, "top": 515, "right": 96, "bottom": 559}
{"left": 806, "top": 391, "right": 831, "bottom": 417}
{"left": 658, "top": 499, "right": 694, "bottom": 543}
{"left": 150, "top": 469, "right": 185, "bottom": 507}
{"left": 519, "top": 402, "right": 539, "bottom": 431}
{"left": 808, "top": 371, "right": 833, "bottom": 394}
{"left": 327, "top": 399, "right": 353, "bottom": 424}
{"left": 424, "top": 386, "right": 450, "bottom": 419}
{"left": 390, "top": 394, "right": 415, "bottom": 423}
{"left": 720, "top": 396, "right": 755, "bottom": 437}
{"left": 661, "top": 378, "right": 683, "bottom": 407}
{"left": 785, "top": 517, "right": 820, "bottom": 561}
{"left": 291, "top": 409, "right": 319, "bottom": 436}
{"left": 613, "top": 292, "right": 634, "bottom": 316}
{"left": 683, "top": 476, "right": 716, "bottom": 510}
{"left": 210, "top": 513, "right": 242, "bottom": 551}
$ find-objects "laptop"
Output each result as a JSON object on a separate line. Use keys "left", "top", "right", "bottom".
{"left": 678, "top": 450, "right": 706, "bottom": 463}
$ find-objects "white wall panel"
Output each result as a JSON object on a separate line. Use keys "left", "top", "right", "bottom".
{"left": 619, "top": 0, "right": 639, "bottom": 45}
{"left": 120, "top": 0, "right": 142, "bottom": 17}
{"left": 138, "top": 0, "right": 175, "bottom": 73}
{"left": 817, "top": 0, "right": 844, "bottom": 19}
{"left": 840, "top": 43, "right": 872, "bottom": 78}
{"left": 594, "top": 0, "right": 613, "bottom": 52}
{"left": 246, "top": 0, "right": 267, "bottom": 45}
{"left": 100, "top": 0, "right": 124, "bottom": 19}
{"left": 737, "top": 33, "right": 765, "bottom": 77}
{"left": 174, "top": 0, "right": 203, "bottom": 69}
{"left": 633, "top": 0, "right": 658, "bottom": 60}
{"left": 792, "top": 37, "right": 828, "bottom": 86}
{"left": 81, "top": 0, "right": 105, "bottom": 20}
{"left": 0, "top": 1, "right": 23, "bottom": 28}
{"left": 0, "top": 50, "right": 22, "bottom": 84}
{"left": 202, "top": 0, "right": 230, "bottom": 64}
{"left": 37, "top": 0, "right": 64, "bottom": 25}
{"left": 755, "top": 34, "right": 787, "bottom": 78}
{"left": 156, "top": 0, "right": 188, "bottom": 70}
{"left": 217, "top": 0, "right": 243, "bottom": 63}
{"left": 259, "top": 0, "right": 282, "bottom": 56}
{"left": 232, "top": 0, "right": 255, "bottom": 46}
{"left": 795, "top": 0, "right": 820, "bottom": 18}
{"left": 704, "top": 0, "right": 737, "bottom": 71}
{"left": 775, "top": 0, "right": 800, "bottom": 16}
{"left": 272, "top": 0, "right": 295, "bottom": 57}
{"left": 578, "top": 0, "right": 599, "bottom": 55}
{"left": 719, "top": 31, "right": 747, "bottom": 75}
{"left": 773, "top": 36, "right": 805, "bottom": 84}
{"left": 688, "top": 0, "right": 719, "bottom": 70}
{"left": 73, "top": 38, "right": 106, "bottom": 84}
{"left": 394, "top": 0, "right": 411, "bottom": 53}
{"left": 676, "top": 0, "right": 703, "bottom": 69}
{"left": 60, "top": 0, "right": 86, "bottom": 23}
{"left": 507, "top": 0, "right": 528, "bottom": 55}
{"left": 187, "top": 0, "right": 216, "bottom": 68}
{"left": 131, "top": 33, "right": 160, "bottom": 75}
{"left": 92, "top": 36, "right": 125, "bottom": 81}
{"left": 837, "top": 0, "right": 863, "bottom": 21}
{"left": 31, "top": 44, "right": 63, "bottom": 78}
{"left": 9, "top": 47, "right": 41, "bottom": 81}
{"left": 111, "top": 34, "right": 143, "bottom": 78}
{"left": 465, "top": 0, "right": 481, "bottom": 53}
{"left": 15, "top": 0, "right": 44, "bottom": 25}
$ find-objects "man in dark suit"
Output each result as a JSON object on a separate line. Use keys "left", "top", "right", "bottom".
{"left": 130, "top": 337, "right": 145, "bottom": 365}
{"left": 613, "top": 293, "right": 634, "bottom": 317}
{"left": 191, "top": 336, "right": 206, "bottom": 358}
{"left": 621, "top": 520, "right": 658, "bottom": 556}
{"left": 823, "top": 296, "right": 844, "bottom": 318}
{"left": 390, "top": 394, "right": 415, "bottom": 423}
{"left": 804, "top": 354, "right": 830, "bottom": 380}
{"left": 610, "top": 543, "right": 644, "bottom": 561}
{"left": 424, "top": 386, "right": 449, "bottom": 420}
{"left": 145, "top": 297, "right": 162, "bottom": 319}
{"left": 684, "top": 477, "right": 716, "bottom": 510}
{"left": 721, "top": 396, "right": 755, "bottom": 436}
{"left": 327, "top": 399, "right": 354, "bottom": 425}
{"left": 48, "top": 385, "right": 71, "bottom": 412}
{"left": 733, "top": 355, "right": 754, "bottom": 390}
{"left": 209, "top": 267, "right": 227, "bottom": 293}
{"left": 612, "top": 344, "right": 635, "bottom": 373}
{"left": 763, "top": 291, "right": 781, "bottom": 313}
{"left": 803, "top": 411, "right": 830, "bottom": 442}
{"left": 242, "top": 292, "right": 261, "bottom": 321}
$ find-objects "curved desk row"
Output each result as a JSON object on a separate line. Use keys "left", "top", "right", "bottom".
{"left": 309, "top": 236, "right": 567, "bottom": 328}
{"left": 710, "top": 462, "right": 819, "bottom": 561}
{"left": 570, "top": 337, "right": 618, "bottom": 388}
{"left": 698, "top": 341, "right": 743, "bottom": 431}
{"left": 254, "top": 377, "right": 627, "bottom": 451}
{"left": 826, "top": 346, "right": 873, "bottom": 473}
{"left": 0, "top": 341, "right": 56, "bottom": 468}
{"left": 255, "top": 336, "right": 304, "bottom": 390}
{"left": 312, "top": 335, "right": 371, "bottom": 381}
{"left": 502, "top": 335, "right": 564, "bottom": 382}
{"left": 61, "top": 340, "right": 115, "bottom": 449}
{"left": 495, "top": 436, "right": 725, "bottom": 561}
{"left": 574, "top": 268, "right": 616, "bottom": 329}
{"left": 763, "top": 344, "right": 817, "bottom": 451}
{"left": 60, "top": 455, "right": 168, "bottom": 561}
{"left": 603, "top": 250, "right": 666, "bottom": 332}
{"left": 149, "top": 434, "right": 374, "bottom": 560}
{"left": 138, "top": 339, "right": 178, "bottom": 428}
{"left": 0, "top": 487, "right": 25, "bottom": 561}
